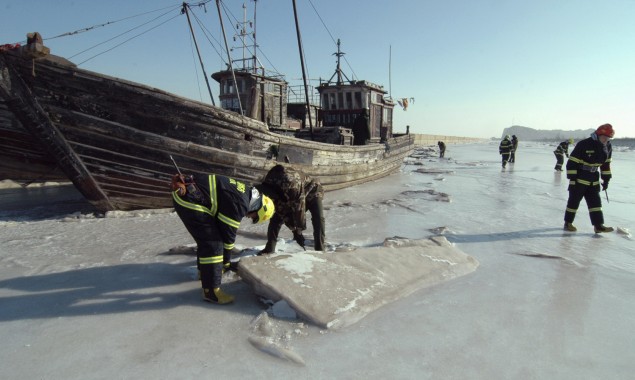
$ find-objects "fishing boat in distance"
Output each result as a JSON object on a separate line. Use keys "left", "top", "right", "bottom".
{"left": 0, "top": 3, "right": 413, "bottom": 212}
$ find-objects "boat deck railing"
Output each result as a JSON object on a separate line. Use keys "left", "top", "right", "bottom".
{"left": 287, "top": 84, "right": 320, "bottom": 105}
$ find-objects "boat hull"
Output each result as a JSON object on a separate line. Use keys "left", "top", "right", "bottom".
{"left": 0, "top": 52, "right": 414, "bottom": 212}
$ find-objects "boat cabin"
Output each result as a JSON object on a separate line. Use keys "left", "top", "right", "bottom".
{"left": 317, "top": 80, "right": 394, "bottom": 145}
{"left": 211, "top": 69, "right": 288, "bottom": 129}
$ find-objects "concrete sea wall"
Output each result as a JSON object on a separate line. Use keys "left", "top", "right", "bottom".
{"left": 411, "top": 134, "right": 486, "bottom": 147}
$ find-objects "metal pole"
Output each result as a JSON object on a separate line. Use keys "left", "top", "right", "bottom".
{"left": 291, "top": 0, "right": 313, "bottom": 135}
{"left": 182, "top": 3, "right": 216, "bottom": 106}
{"left": 216, "top": 0, "right": 243, "bottom": 116}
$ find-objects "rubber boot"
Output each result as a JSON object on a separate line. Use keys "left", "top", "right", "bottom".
{"left": 594, "top": 225, "right": 614, "bottom": 233}
{"left": 258, "top": 241, "right": 276, "bottom": 256}
{"left": 203, "top": 287, "right": 235, "bottom": 304}
{"left": 564, "top": 222, "right": 577, "bottom": 232}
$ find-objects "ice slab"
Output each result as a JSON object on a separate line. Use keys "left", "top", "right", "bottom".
{"left": 238, "top": 236, "right": 479, "bottom": 329}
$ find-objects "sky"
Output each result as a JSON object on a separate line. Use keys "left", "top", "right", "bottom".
{"left": 2, "top": 0, "right": 634, "bottom": 138}
{"left": 1, "top": 142, "right": 634, "bottom": 378}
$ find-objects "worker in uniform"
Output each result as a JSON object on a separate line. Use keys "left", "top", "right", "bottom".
{"left": 554, "top": 138, "right": 573, "bottom": 171}
{"left": 256, "top": 164, "right": 325, "bottom": 253}
{"left": 171, "top": 173, "right": 275, "bottom": 304}
{"left": 563, "top": 123, "right": 614, "bottom": 233}
{"left": 437, "top": 141, "right": 446, "bottom": 158}
{"left": 509, "top": 135, "right": 519, "bottom": 163}
{"left": 498, "top": 135, "right": 513, "bottom": 168}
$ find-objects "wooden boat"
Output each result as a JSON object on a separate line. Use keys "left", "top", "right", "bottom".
{"left": 0, "top": 11, "right": 413, "bottom": 212}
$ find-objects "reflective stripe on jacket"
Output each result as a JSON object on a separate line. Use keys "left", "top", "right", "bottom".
{"left": 173, "top": 174, "right": 251, "bottom": 250}
{"left": 566, "top": 135, "right": 612, "bottom": 187}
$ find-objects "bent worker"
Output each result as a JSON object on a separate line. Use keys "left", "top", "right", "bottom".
{"left": 256, "top": 164, "right": 325, "bottom": 253}
{"left": 554, "top": 138, "right": 573, "bottom": 171}
{"left": 437, "top": 141, "right": 446, "bottom": 158}
{"left": 563, "top": 124, "right": 614, "bottom": 233}
{"left": 171, "top": 173, "right": 274, "bottom": 304}
{"left": 499, "top": 135, "right": 513, "bottom": 168}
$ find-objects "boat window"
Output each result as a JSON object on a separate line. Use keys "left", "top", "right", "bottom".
{"left": 330, "top": 93, "right": 337, "bottom": 110}
{"left": 263, "top": 82, "right": 279, "bottom": 94}
{"left": 354, "top": 92, "right": 362, "bottom": 109}
{"left": 345, "top": 92, "right": 352, "bottom": 109}
{"left": 337, "top": 93, "right": 344, "bottom": 110}
{"left": 224, "top": 79, "right": 235, "bottom": 95}
{"left": 221, "top": 97, "right": 240, "bottom": 111}
{"left": 383, "top": 107, "right": 392, "bottom": 126}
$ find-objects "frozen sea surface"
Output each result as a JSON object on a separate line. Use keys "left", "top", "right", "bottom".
{"left": 0, "top": 142, "right": 633, "bottom": 379}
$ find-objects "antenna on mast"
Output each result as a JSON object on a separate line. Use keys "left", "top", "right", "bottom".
{"left": 389, "top": 45, "right": 392, "bottom": 98}
{"left": 326, "top": 39, "right": 352, "bottom": 85}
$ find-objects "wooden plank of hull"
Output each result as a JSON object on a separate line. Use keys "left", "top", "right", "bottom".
{"left": 0, "top": 102, "right": 67, "bottom": 182}
{"left": 0, "top": 53, "right": 414, "bottom": 212}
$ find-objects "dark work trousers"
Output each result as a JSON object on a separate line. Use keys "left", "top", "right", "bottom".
{"left": 173, "top": 202, "right": 224, "bottom": 289}
{"left": 554, "top": 152, "right": 565, "bottom": 170}
{"left": 501, "top": 153, "right": 511, "bottom": 167}
{"left": 564, "top": 183, "right": 604, "bottom": 226}
{"left": 267, "top": 197, "right": 325, "bottom": 251}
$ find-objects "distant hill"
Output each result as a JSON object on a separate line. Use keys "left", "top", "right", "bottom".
{"left": 500, "top": 126, "right": 594, "bottom": 141}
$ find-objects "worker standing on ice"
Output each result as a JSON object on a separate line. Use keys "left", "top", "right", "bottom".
{"left": 171, "top": 173, "right": 274, "bottom": 304}
{"left": 563, "top": 124, "right": 614, "bottom": 233}
{"left": 554, "top": 138, "right": 573, "bottom": 171}
{"left": 257, "top": 164, "right": 325, "bottom": 253}
{"left": 509, "top": 135, "right": 518, "bottom": 163}
{"left": 499, "top": 135, "right": 513, "bottom": 168}
{"left": 438, "top": 141, "right": 446, "bottom": 158}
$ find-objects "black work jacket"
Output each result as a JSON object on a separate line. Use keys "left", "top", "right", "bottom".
{"left": 566, "top": 135, "right": 612, "bottom": 186}
{"left": 173, "top": 174, "right": 251, "bottom": 250}
{"left": 499, "top": 139, "right": 513, "bottom": 154}
{"left": 554, "top": 142, "right": 569, "bottom": 156}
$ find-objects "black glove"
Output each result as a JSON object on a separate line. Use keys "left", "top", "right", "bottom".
{"left": 601, "top": 181, "right": 609, "bottom": 191}
{"left": 293, "top": 230, "right": 306, "bottom": 249}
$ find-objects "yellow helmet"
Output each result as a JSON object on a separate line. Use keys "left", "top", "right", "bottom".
{"left": 255, "top": 194, "right": 275, "bottom": 224}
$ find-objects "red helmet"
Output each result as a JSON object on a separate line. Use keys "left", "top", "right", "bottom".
{"left": 596, "top": 123, "right": 614, "bottom": 138}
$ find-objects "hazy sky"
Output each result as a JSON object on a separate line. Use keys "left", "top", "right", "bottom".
{"left": 2, "top": 0, "right": 634, "bottom": 138}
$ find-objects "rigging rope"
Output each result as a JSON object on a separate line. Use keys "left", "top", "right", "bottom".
{"left": 307, "top": 0, "right": 358, "bottom": 81}
{"left": 46, "top": 3, "right": 184, "bottom": 41}
{"left": 76, "top": 13, "right": 182, "bottom": 66}
{"left": 69, "top": 6, "right": 180, "bottom": 61}
{"left": 188, "top": 6, "right": 226, "bottom": 64}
